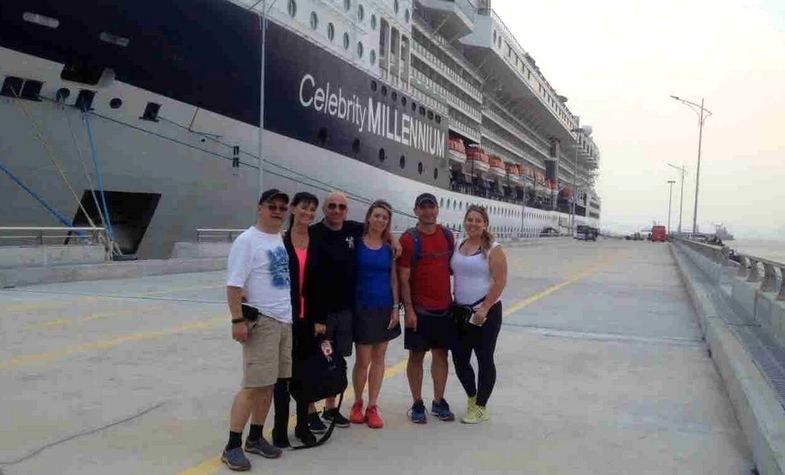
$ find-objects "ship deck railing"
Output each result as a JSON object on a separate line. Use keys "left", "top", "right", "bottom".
{"left": 0, "top": 226, "right": 108, "bottom": 247}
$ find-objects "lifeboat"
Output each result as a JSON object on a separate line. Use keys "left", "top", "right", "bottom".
{"left": 489, "top": 155, "right": 506, "bottom": 179}
{"left": 447, "top": 136, "right": 466, "bottom": 164}
{"left": 506, "top": 163, "right": 522, "bottom": 185}
{"left": 466, "top": 146, "right": 490, "bottom": 175}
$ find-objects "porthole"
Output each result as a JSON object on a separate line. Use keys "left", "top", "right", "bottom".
{"left": 287, "top": 0, "right": 297, "bottom": 17}
{"left": 433, "top": 168, "right": 439, "bottom": 180}
{"left": 344, "top": 0, "right": 351, "bottom": 11}
{"left": 358, "top": 4, "right": 364, "bottom": 21}
{"left": 447, "top": 200, "right": 451, "bottom": 210}
{"left": 55, "top": 88, "right": 70, "bottom": 102}
{"left": 371, "top": 14, "right": 377, "bottom": 30}
{"left": 427, "top": 110, "right": 434, "bottom": 120}
{"left": 435, "top": 115, "right": 441, "bottom": 124}
{"left": 109, "top": 97, "right": 122, "bottom": 109}
{"left": 391, "top": 91, "right": 398, "bottom": 101}
{"left": 370, "top": 80, "right": 377, "bottom": 91}
{"left": 411, "top": 101, "right": 417, "bottom": 112}
{"left": 419, "top": 106, "right": 426, "bottom": 116}
{"left": 401, "top": 96, "right": 407, "bottom": 106}
{"left": 370, "top": 49, "right": 376, "bottom": 65}
{"left": 310, "top": 11, "right": 318, "bottom": 30}
{"left": 357, "top": 41, "right": 364, "bottom": 58}
{"left": 378, "top": 148, "right": 386, "bottom": 161}
{"left": 327, "top": 22, "right": 335, "bottom": 41}
{"left": 399, "top": 155, "right": 406, "bottom": 169}
{"left": 381, "top": 85, "right": 388, "bottom": 96}
{"left": 417, "top": 162, "right": 423, "bottom": 174}
{"left": 352, "top": 138, "right": 360, "bottom": 154}
{"left": 343, "top": 32, "right": 350, "bottom": 50}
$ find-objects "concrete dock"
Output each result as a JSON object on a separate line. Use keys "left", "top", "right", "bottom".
{"left": 0, "top": 240, "right": 753, "bottom": 474}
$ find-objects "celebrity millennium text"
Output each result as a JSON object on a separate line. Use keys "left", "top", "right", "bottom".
{"left": 299, "top": 74, "right": 446, "bottom": 158}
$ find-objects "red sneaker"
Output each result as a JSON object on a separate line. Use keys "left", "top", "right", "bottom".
{"left": 366, "top": 405, "right": 384, "bottom": 429}
{"left": 350, "top": 399, "right": 365, "bottom": 424}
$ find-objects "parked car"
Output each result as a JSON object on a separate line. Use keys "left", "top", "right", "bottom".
{"left": 539, "top": 227, "right": 561, "bottom": 237}
{"left": 575, "top": 225, "right": 598, "bottom": 241}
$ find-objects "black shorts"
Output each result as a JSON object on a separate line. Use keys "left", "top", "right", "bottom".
{"left": 404, "top": 308, "right": 458, "bottom": 352}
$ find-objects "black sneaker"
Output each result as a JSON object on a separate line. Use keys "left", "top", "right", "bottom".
{"left": 321, "top": 408, "right": 351, "bottom": 428}
{"left": 308, "top": 411, "right": 327, "bottom": 434}
{"left": 295, "top": 427, "right": 317, "bottom": 447}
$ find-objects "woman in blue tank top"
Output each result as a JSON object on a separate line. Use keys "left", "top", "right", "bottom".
{"left": 350, "top": 200, "right": 401, "bottom": 429}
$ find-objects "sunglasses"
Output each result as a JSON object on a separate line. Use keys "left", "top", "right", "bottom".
{"left": 264, "top": 204, "right": 289, "bottom": 213}
{"left": 327, "top": 203, "right": 347, "bottom": 211}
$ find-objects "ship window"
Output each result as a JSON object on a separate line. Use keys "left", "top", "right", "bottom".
{"left": 23, "top": 12, "right": 60, "bottom": 29}
{"left": 401, "top": 96, "right": 407, "bottom": 106}
{"left": 391, "top": 91, "right": 397, "bottom": 101}
{"left": 370, "top": 80, "right": 377, "bottom": 91}
{"left": 344, "top": 0, "right": 351, "bottom": 11}
{"left": 61, "top": 62, "right": 104, "bottom": 85}
{"left": 435, "top": 115, "right": 441, "bottom": 124}
{"left": 417, "top": 162, "right": 423, "bottom": 174}
{"left": 99, "top": 32, "right": 130, "bottom": 48}
{"left": 433, "top": 168, "right": 439, "bottom": 180}
{"left": 370, "top": 50, "right": 376, "bottom": 65}
{"left": 419, "top": 106, "right": 425, "bottom": 116}
{"left": 317, "top": 127, "right": 328, "bottom": 144}
{"left": 310, "top": 12, "right": 318, "bottom": 30}
{"left": 327, "top": 22, "right": 335, "bottom": 41}
{"left": 352, "top": 138, "right": 360, "bottom": 154}
{"left": 19, "top": 79, "right": 43, "bottom": 101}
{"left": 405, "top": 9, "right": 410, "bottom": 22}
{"left": 287, "top": 0, "right": 297, "bottom": 17}
{"left": 399, "top": 155, "right": 405, "bottom": 169}
{"left": 493, "top": 30, "right": 496, "bottom": 43}
{"left": 440, "top": 198, "right": 444, "bottom": 207}
{"left": 141, "top": 101, "right": 161, "bottom": 121}
{"left": 427, "top": 110, "right": 433, "bottom": 120}
{"left": 446, "top": 200, "right": 451, "bottom": 210}
{"left": 357, "top": 41, "right": 363, "bottom": 58}
{"left": 411, "top": 101, "right": 417, "bottom": 112}
{"left": 378, "top": 148, "right": 386, "bottom": 162}
{"left": 0, "top": 77, "right": 23, "bottom": 98}
{"left": 109, "top": 97, "right": 122, "bottom": 109}
{"left": 371, "top": 14, "right": 377, "bottom": 30}
{"left": 394, "top": 0, "right": 399, "bottom": 14}
{"left": 358, "top": 4, "right": 365, "bottom": 21}
{"left": 55, "top": 88, "right": 70, "bottom": 102}
{"left": 381, "top": 85, "right": 387, "bottom": 96}
{"left": 343, "top": 32, "right": 350, "bottom": 50}
{"left": 75, "top": 89, "right": 96, "bottom": 111}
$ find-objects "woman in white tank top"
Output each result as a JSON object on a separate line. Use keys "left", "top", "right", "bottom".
{"left": 450, "top": 205, "right": 507, "bottom": 424}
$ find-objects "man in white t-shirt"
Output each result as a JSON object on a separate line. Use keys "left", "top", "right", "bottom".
{"left": 222, "top": 188, "right": 292, "bottom": 471}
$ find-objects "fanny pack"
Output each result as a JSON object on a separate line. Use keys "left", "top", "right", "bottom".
{"left": 450, "top": 296, "right": 486, "bottom": 325}
{"left": 414, "top": 306, "right": 451, "bottom": 318}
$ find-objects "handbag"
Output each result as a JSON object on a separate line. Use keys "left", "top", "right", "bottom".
{"left": 450, "top": 296, "right": 486, "bottom": 325}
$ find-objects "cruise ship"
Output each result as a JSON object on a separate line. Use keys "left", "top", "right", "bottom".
{"left": 0, "top": 0, "right": 601, "bottom": 258}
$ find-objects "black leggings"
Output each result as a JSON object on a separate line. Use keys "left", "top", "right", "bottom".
{"left": 451, "top": 301, "right": 502, "bottom": 407}
{"left": 273, "top": 378, "right": 310, "bottom": 440}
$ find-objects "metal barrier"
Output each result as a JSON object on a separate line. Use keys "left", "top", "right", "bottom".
{"left": 195, "top": 228, "right": 246, "bottom": 243}
{"left": 675, "top": 237, "right": 785, "bottom": 301}
{"left": 0, "top": 226, "right": 108, "bottom": 246}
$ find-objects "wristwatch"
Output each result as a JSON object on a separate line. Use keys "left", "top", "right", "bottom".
{"left": 231, "top": 318, "right": 245, "bottom": 324}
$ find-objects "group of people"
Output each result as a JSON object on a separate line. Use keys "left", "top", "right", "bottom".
{"left": 222, "top": 188, "right": 508, "bottom": 471}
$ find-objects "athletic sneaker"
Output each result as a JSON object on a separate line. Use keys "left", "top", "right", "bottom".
{"left": 431, "top": 399, "right": 455, "bottom": 421}
{"left": 308, "top": 411, "right": 327, "bottom": 434}
{"left": 322, "top": 408, "right": 351, "bottom": 428}
{"left": 221, "top": 447, "right": 251, "bottom": 471}
{"left": 408, "top": 400, "right": 427, "bottom": 424}
{"left": 244, "top": 437, "right": 282, "bottom": 459}
{"left": 461, "top": 404, "right": 489, "bottom": 424}
{"left": 295, "top": 427, "right": 317, "bottom": 446}
{"left": 467, "top": 395, "right": 478, "bottom": 413}
{"left": 366, "top": 405, "right": 384, "bottom": 429}
{"left": 350, "top": 399, "right": 365, "bottom": 424}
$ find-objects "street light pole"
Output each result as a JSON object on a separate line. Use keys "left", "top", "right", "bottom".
{"left": 667, "top": 162, "right": 687, "bottom": 234}
{"left": 670, "top": 95, "right": 713, "bottom": 235}
{"left": 570, "top": 127, "right": 584, "bottom": 235}
{"left": 667, "top": 180, "right": 676, "bottom": 235}
{"left": 257, "top": 0, "right": 278, "bottom": 198}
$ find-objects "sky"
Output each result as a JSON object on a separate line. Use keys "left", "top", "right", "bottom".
{"left": 493, "top": 0, "right": 785, "bottom": 238}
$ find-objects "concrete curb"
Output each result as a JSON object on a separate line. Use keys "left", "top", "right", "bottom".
{"left": 671, "top": 244, "right": 785, "bottom": 475}
{"left": 0, "top": 257, "right": 227, "bottom": 288}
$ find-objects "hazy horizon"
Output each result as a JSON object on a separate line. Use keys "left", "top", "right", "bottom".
{"left": 493, "top": 0, "right": 785, "bottom": 239}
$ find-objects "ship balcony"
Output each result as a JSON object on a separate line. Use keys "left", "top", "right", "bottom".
{"left": 416, "top": 0, "right": 476, "bottom": 38}
{"left": 465, "top": 157, "right": 490, "bottom": 175}
{"left": 481, "top": 127, "right": 525, "bottom": 161}
{"left": 489, "top": 165, "right": 507, "bottom": 179}
{"left": 481, "top": 106, "right": 550, "bottom": 159}
{"left": 411, "top": 40, "right": 483, "bottom": 102}
{"left": 448, "top": 148, "right": 467, "bottom": 164}
{"left": 448, "top": 117, "right": 481, "bottom": 143}
{"left": 411, "top": 69, "right": 481, "bottom": 122}
{"left": 460, "top": 11, "right": 581, "bottom": 147}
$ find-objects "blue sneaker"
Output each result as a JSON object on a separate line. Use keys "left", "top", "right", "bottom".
{"left": 244, "top": 437, "right": 282, "bottom": 459}
{"left": 221, "top": 447, "right": 251, "bottom": 471}
{"left": 408, "top": 400, "right": 427, "bottom": 424}
{"left": 431, "top": 399, "right": 455, "bottom": 421}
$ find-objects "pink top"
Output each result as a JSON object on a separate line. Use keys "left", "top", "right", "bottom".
{"left": 295, "top": 246, "right": 308, "bottom": 319}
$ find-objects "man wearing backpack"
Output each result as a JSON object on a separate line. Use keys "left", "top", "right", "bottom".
{"left": 398, "top": 192, "right": 457, "bottom": 424}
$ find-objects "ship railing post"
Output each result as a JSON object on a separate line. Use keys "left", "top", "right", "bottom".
{"left": 776, "top": 265, "right": 785, "bottom": 301}
{"left": 760, "top": 262, "right": 778, "bottom": 293}
{"left": 737, "top": 256, "right": 750, "bottom": 279}
{"left": 746, "top": 257, "right": 762, "bottom": 283}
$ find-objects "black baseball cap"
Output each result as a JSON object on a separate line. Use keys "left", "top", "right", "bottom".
{"left": 258, "top": 188, "right": 289, "bottom": 205}
{"left": 414, "top": 192, "right": 438, "bottom": 207}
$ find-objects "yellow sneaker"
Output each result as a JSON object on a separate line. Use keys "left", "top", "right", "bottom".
{"left": 461, "top": 404, "right": 489, "bottom": 424}
{"left": 467, "top": 395, "right": 477, "bottom": 413}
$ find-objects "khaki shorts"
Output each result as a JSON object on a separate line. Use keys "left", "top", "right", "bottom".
{"left": 242, "top": 317, "right": 292, "bottom": 388}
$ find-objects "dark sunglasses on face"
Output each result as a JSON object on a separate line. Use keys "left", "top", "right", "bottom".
{"left": 327, "top": 203, "right": 347, "bottom": 211}
{"left": 264, "top": 204, "right": 289, "bottom": 213}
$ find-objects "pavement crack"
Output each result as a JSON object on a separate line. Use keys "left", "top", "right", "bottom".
{"left": 0, "top": 401, "right": 167, "bottom": 467}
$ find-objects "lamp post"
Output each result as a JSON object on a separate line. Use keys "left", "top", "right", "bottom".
{"left": 667, "top": 180, "right": 676, "bottom": 236}
{"left": 666, "top": 162, "right": 687, "bottom": 234}
{"left": 670, "top": 95, "right": 712, "bottom": 235}
{"left": 255, "top": 0, "right": 278, "bottom": 197}
{"left": 570, "top": 127, "right": 586, "bottom": 235}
